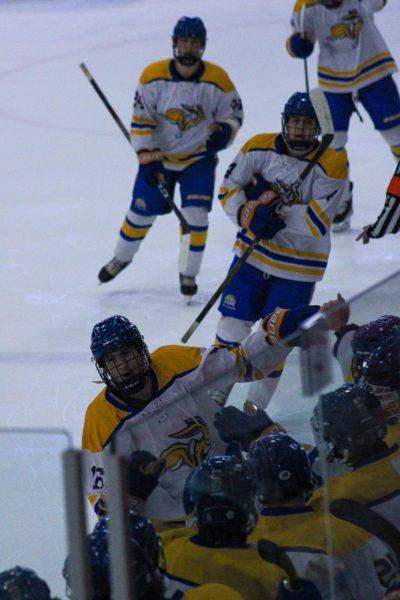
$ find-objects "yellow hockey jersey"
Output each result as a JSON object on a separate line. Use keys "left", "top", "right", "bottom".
{"left": 82, "top": 331, "right": 291, "bottom": 521}
{"left": 290, "top": 0, "right": 397, "bottom": 92}
{"left": 130, "top": 58, "right": 243, "bottom": 170}
{"left": 218, "top": 133, "right": 347, "bottom": 282}
{"left": 161, "top": 528, "right": 286, "bottom": 600}
{"left": 249, "top": 504, "right": 399, "bottom": 598}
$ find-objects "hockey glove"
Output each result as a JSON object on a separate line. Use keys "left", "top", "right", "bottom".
{"left": 137, "top": 149, "right": 166, "bottom": 187}
{"left": 127, "top": 450, "right": 166, "bottom": 510}
{"left": 275, "top": 578, "right": 322, "bottom": 600}
{"left": 206, "top": 122, "right": 233, "bottom": 152}
{"left": 244, "top": 174, "right": 280, "bottom": 203}
{"left": 286, "top": 33, "right": 314, "bottom": 59}
{"left": 238, "top": 201, "right": 286, "bottom": 240}
{"left": 213, "top": 405, "right": 274, "bottom": 451}
{"left": 262, "top": 305, "right": 320, "bottom": 347}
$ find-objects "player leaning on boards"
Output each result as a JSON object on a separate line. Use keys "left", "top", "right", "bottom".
{"left": 82, "top": 305, "right": 319, "bottom": 522}
{"left": 357, "top": 159, "right": 400, "bottom": 243}
{"left": 287, "top": 0, "right": 400, "bottom": 232}
{"left": 214, "top": 91, "right": 347, "bottom": 409}
{"left": 98, "top": 16, "right": 243, "bottom": 301}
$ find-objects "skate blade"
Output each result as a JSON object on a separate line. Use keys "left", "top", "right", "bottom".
{"left": 183, "top": 295, "right": 193, "bottom": 305}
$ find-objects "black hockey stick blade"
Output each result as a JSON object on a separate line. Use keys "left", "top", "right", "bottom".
{"left": 330, "top": 498, "right": 400, "bottom": 562}
{"left": 257, "top": 539, "right": 302, "bottom": 590}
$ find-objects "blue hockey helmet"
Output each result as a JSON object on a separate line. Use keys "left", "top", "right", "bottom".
{"left": 320, "top": 0, "right": 343, "bottom": 8}
{"left": 184, "top": 454, "right": 259, "bottom": 534}
{"left": 282, "top": 92, "right": 320, "bottom": 153}
{"left": 311, "top": 383, "right": 387, "bottom": 465}
{"left": 90, "top": 315, "right": 151, "bottom": 398}
{"left": 63, "top": 512, "right": 164, "bottom": 600}
{"left": 248, "top": 432, "right": 316, "bottom": 503}
{"left": 362, "top": 334, "right": 400, "bottom": 417}
{"left": 0, "top": 566, "right": 52, "bottom": 600}
{"left": 172, "top": 17, "right": 207, "bottom": 46}
{"left": 351, "top": 315, "right": 400, "bottom": 383}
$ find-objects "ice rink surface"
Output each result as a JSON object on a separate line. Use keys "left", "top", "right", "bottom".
{"left": 1, "top": 0, "right": 400, "bottom": 447}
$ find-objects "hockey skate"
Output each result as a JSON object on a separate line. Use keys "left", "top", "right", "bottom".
{"left": 98, "top": 257, "right": 131, "bottom": 283}
{"left": 180, "top": 274, "right": 198, "bottom": 304}
{"left": 332, "top": 182, "right": 353, "bottom": 232}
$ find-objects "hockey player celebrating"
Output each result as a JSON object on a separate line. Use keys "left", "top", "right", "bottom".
{"left": 214, "top": 91, "right": 347, "bottom": 408}
{"left": 98, "top": 16, "right": 243, "bottom": 300}
{"left": 82, "top": 305, "right": 319, "bottom": 522}
{"left": 357, "top": 160, "right": 400, "bottom": 243}
{"left": 287, "top": 0, "right": 400, "bottom": 231}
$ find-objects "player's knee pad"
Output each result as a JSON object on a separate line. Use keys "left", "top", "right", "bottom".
{"left": 181, "top": 205, "right": 209, "bottom": 227}
{"left": 215, "top": 316, "right": 253, "bottom": 345}
{"left": 126, "top": 208, "right": 157, "bottom": 227}
{"left": 379, "top": 125, "right": 400, "bottom": 160}
{"left": 331, "top": 131, "right": 348, "bottom": 151}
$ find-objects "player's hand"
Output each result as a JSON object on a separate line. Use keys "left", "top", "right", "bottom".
{"left": 127, "top": 450, "right": 166, "bottom": 502}
{"left": 137, "top": 149, "right": 166, "bottom": 187}
{"left": 286, "top": 32, "right": 314, "bottom": 59}
{"left": 319, "top": 293, "right": 350, "bottom": 332}
{"left": 238, "top": 201, "right": 286, "bottom": 240}
{"left": 213, "top": 405, "right": 274, "bottom": 451}
{"left": 356, "top": 225, "right": 373, "bottom": 244}
{"left": 244, "top": 174, "right": 281, "bottom": 204}
{"left": 262, "top": 305, "right": 320, "bottom": 346}
{"left": 206, "top": 122, "right": 232, "bottom": 152}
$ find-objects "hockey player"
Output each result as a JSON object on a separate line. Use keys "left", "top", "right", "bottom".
{"left": 287, "top": 0, "right": 400, "bottom": 231}
{"left": 310, "top": 383, "right": 400, "bottom": 530}
{"left": 214, "top": 92, "right": 347, "bottom": 408}
{"left": 82, "top": 305, "right": 319, "bottom": 522}
{"left": 247, "top": 432, "right": 399, "bottom": 599}
{"left": 162, "top": 453, "right": 321, "bottom": 600}
{"left": 63, "top": 511, "right": 165, "bottom": 600}
{"left": 357, "top": 160, "right": 400, "bottom": 243}
{"left": 0, "top": 566, "right": 58, "bottom": 600}
{"left": 98, "top": 16, "right": 243, "bottom": 300}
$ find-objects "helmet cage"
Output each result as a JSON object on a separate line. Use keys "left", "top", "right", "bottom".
{"left": 172, "top": 17, "right": 206, "bottom": 66}
{"left": 282, "top": 92, "right": 320, "bottom": 153}
{"left": 94, "top": 344, "right": 151, "bottom": 398}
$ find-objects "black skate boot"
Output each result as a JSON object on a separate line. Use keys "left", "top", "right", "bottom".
{"left": 98, "top": 257, "right": 131, "bottom": 283}
{"left": 180, "top": 274, "right": 198, "bottom": 304}
{"left": 332, "top": 182, "right": 353, "bottom": 232}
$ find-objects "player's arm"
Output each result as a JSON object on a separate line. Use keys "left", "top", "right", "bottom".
{"left": 356, "top": 161, "right": 400, "bottom": 243}
{"left": 286, "top": 1, "right": 316, "bottom": 59}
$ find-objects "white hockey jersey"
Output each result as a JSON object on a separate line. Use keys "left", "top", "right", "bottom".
{"left": 130, "top": 58, "right": 243, "bottom": 171}
{"left": 290, "top": 0, "right": 397, "bottom": 93}
{"left": 82, "top": 330, "right": 290, "bottom": 521}
{"left": 218, "top": 133, "right": 347, "bottom": 282}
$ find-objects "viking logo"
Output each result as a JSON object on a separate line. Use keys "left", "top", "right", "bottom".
{"left": 329, "top": 10, "right": 363, "bottom": 42}
{"left": 160, "top": 416, "right": 211, "bottom": 471}
{"left": 165, "top": 104, "right": 205, "bottom": 133}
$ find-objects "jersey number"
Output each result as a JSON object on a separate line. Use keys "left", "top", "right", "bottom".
{"left": 91, "top": 466, "right": 105, "bottom": 490}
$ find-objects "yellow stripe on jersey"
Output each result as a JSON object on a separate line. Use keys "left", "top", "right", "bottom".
{"left": 219, "top": 186, "right": 241, "bottom": 208}
{"left": 139, "top": 59, "right": 172, "bottom": 84}
{"left": 258, "top": 236, "right": 328, "bottom": 261}
{"left": 200, "top": 61, "right": 236, "bottom": 92}
{"left": 132, "top": 115, "right": 157, "bottom": 125}
{"left": 309, "top": 199, "right": 331, "bottom": 228}
{"left": 150, "top": 345, "right": 203, "bottom": 392}
{"left": 82, "top": 388, "right": 132, "bottom": 452}
{"left": 305, "top": 214, "right": 320, "bottom": 238}
{"left": 240, "top": 133, "right": 277, "bottom": 154}
{"left": 293, "top": 0, "right": 320, "bottom": 13}
{"left": 319, "top": 52, "right": 394, "bottom": 77}
{"left": 311, "top": 146, "right": 348, "bottom": 180}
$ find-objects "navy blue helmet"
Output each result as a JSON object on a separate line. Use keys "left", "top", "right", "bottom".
{"left": 90, "top": 315, "right": 151, "bottom": 398}
{"left": 172, "top": 17, "right": 206, "bottom": 46}
{"left": 0, "top": 566, "right": 53, "bottom": 600}
{"left": 282, "top": 92, "right": 320, "bottom": 153}
{"left": 63, "top": 512, "right": 164, "bottom": 600}
{"left": 184, "top": 454, "right": 258, "bottom": 534}
{"left": 248, "top": 432, "right": 316, "bottom": 503}
{"left": 312, "top": 384, "right": 387, "bottom": 465}
{"left": 362, "top": 334, "right": 400, "bottom": 417}
{"left": 351, "top": 316, "right": 400, "bottom": 383}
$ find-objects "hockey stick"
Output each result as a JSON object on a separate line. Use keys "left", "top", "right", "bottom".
{"left": 300, "top": 4, "right": 310, "bottom": 94}
{"left": 79, "top": 63, "right": 191, "bottom": 267}
{"left": 257, "top": 539, "right": 302, "bottom": 590}
{"left": 330, "top": 498, "right": 400, "bottom": 562}
{"left": 181, "top": 91, "right": 333, "bottom": 343}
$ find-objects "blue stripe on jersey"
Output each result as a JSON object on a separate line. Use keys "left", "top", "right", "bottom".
{"left": 131, "top": 122, "right": 156, "bottom": 130}
{"left": 319, "top": 56, "right": 395, "bottom": 84}
{"left": 237, "top": 231, "right": 327, "bottom": 269}
{"left": 307, "top": 206, "right": 327, "bottom": 236}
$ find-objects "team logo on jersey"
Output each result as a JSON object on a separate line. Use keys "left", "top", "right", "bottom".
{"left": 329, "top": 10, "right": 363, "bottom": 42}
{"left": 222, "top": 294, "right": 236, "bottom": 310}
{"left": 165, "top": 104, "right": 205, "bottom": 133}
{"left": 135, "top": 197, "right": 147, "bottom": 210}
{"left": 160, "top": 416, "right": 210, "bottom": 471}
